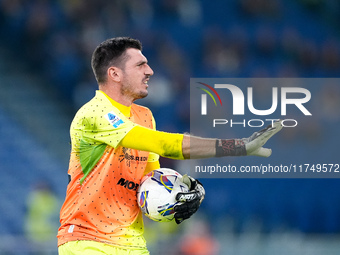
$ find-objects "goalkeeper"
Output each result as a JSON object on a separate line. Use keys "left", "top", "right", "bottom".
{"left": 57, "top": 37, "right": 282, "bottom": 255}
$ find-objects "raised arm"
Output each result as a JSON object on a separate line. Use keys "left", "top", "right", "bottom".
{"left": 120, "top": 120, "right": 283, "bottom": 159}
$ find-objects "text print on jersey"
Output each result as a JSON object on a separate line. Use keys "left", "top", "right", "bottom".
{"left": 119, "top": 147, "right": 148, "bottom": 167}
{"left": 117, "top": 178, "right": 139, "bottom": 191}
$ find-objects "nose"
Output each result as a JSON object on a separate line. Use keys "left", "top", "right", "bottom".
{"left": 145, "top": 64, "right": 154, "bottom": 76}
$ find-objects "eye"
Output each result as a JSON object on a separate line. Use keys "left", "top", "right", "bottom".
{"left": 138, "top": 61, "right": 147, "bottom": 67}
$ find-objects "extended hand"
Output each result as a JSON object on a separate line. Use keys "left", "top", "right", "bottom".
{"left": 243, "top": 119, "right": 283, "bottom": 157}
{"left": 216, "top": 119, "right": 283, "bottom": 157}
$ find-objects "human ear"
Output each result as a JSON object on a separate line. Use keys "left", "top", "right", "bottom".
{"left": 108, "top": 67, "right": 121, "bottom": 82}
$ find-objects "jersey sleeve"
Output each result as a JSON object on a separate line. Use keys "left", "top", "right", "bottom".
{"left": 120, "top": 125, "right": 184, "bottom": 160}
{"left": 148, "top": 115, "right": 160, "bottom": 162}
{"left": 81, "top": 108, "right": 136, "bottom": 149}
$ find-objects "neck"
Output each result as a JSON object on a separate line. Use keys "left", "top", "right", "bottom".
{"left": 99, "top": 84, "right": 133, "bottom": 107}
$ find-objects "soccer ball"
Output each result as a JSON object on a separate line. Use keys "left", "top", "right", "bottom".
{"left": 137, "top": 168, "right": 189, "bottom": 222}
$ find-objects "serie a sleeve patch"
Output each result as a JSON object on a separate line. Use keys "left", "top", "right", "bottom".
{"left": 104, "top": 111, "right": 124, "bottom": 128}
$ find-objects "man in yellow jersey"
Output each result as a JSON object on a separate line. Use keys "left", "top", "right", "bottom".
{"left": 58, "top": 37, "right": 282, "bottom": 254}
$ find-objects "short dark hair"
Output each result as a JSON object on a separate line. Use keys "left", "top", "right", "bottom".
{"left": 91, "top": 37, "right": 142, "bottom": 84}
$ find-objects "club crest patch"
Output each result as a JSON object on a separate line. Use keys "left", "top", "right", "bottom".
{"left": 105, "top": 111, "right": 124, "bottom": 128}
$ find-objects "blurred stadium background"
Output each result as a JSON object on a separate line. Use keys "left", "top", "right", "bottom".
{"left": 0, "top": 0, "right": 340, "bottom": 254}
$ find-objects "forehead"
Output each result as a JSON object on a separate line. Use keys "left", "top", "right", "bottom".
{"left": 124, "top": 48, "right": 147, "bottom": 64}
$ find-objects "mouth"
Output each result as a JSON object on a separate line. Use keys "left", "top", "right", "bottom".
{"left": 143, "top": 78, "right": 150, "bottom": 86}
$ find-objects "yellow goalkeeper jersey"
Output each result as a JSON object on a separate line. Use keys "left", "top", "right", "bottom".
{"left": 57, "top": 90, "right": 157, "bottom": 249}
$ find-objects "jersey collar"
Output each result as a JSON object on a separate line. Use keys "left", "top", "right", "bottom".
{"left": 97, "top": 90, "right": 132, "bottom": 117}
